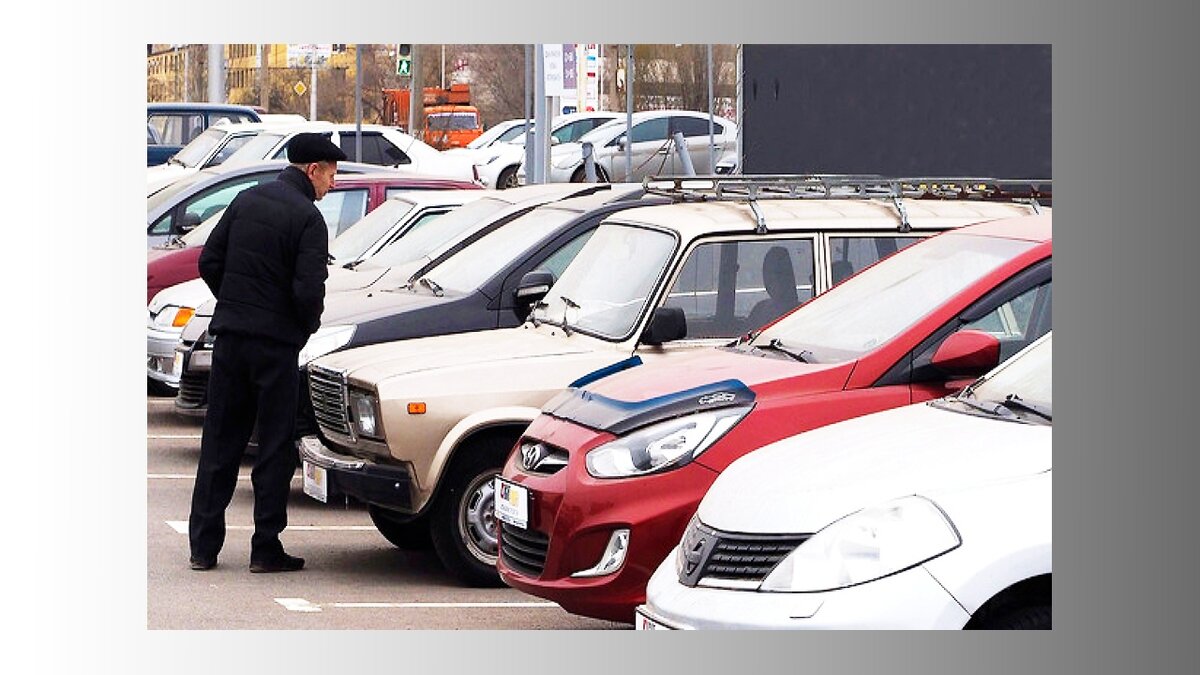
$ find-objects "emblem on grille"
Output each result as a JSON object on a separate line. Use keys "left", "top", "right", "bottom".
{"left": 521, "top": 442, "right": 548, "bottom": 472}
{"left": 698, "top": 391, "right": 736, "bottom": 405}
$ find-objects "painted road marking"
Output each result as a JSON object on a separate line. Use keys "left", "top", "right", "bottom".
{"left": 166, "top": 521, "right": 375, "bottom": 534}
{"left": 274, "top": 598, "right": 559, "bottom": 613}
{"left": 148, "top": 434, "right": 204, "bottom": 440}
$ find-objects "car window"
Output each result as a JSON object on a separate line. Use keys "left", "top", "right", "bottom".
{"left": 225, "top": 132, "right": 287, "bottom": 165}
{"left": 316, "top": 188, "right": 370, "bottom": 238}
{"left": 671, "top": 116, "right": 721, "bottom": 138}
{"left": 496, "top": 124, "right": 529, "bottom": 143}
{"left": 628, "top": 118, "right": 669, "bottom": 144}
{"left": 828, "top": 235, "right": 924, "bottom": 286}
{"left": 553, "top": 119, "right": 604, "bottom": 144}
{"left": 664, "top": 238, "right": 817, "bottom": 339}
{"left": 208, "top": 134, "right": 254, "bottom": 166}
{"left": 536, "top": 229, "right": 597, "bottom": 279}
{"left": 149, "top": 113, "right": 203, "bottom": 145}
{"left": 169, "top": 174, "right": 273, "bottom": 235}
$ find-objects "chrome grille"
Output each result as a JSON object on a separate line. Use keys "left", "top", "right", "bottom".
{"left": 678, "top": 518, "right": 809, "bottom": 587}
{"left": 499, "top": 523, "right": 550, "bottom": 578}
{"left": 308, "top": 365, "right": 350, "bottom": 436}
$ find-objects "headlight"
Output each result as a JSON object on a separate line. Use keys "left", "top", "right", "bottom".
{"left": 759, "top": 496, "right": 960, "bottom": 593}
{"left": 153, "top": 305, "right": 195, "bottom": 329}
{"left": 348, "top": 388, "right": 382, "bottom": 440}
{"left": 298, "top": 325, "right": 356, "bottom": 367}
{"left": 585, "top": 406, "right": 751, "bottom": 479}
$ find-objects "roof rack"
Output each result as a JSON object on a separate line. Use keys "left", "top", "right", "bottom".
{"left": 642, "top": 174, "right": 1050, "bottom": 233}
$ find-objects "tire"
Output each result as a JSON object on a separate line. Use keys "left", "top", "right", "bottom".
{"left": 973, "top": 605, "right": 1051, "bottom": 630}
{"left": 147, "top": 377, "right": 177, "bottom": 397}
{"left": 570, "top": 165, "right": 609, "bottom": 184}
{"left": 496, "top": 165, "right": 519, "bottom": 190}
{"left": 429, "top": 436, "right": 512, "bottom": 587}
{"left": 368, "top": 506, "right": 433, "bottom": 550}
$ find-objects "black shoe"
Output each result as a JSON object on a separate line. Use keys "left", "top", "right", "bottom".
{"left": 190, "top": 556, "right": 216, "bottom": 571}
{"left": 249, "top": 551, "right": 305, "bottom": 573}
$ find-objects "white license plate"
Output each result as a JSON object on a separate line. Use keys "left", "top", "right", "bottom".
{"left": 302, "top": 460, "right": 328, "bottom": 503}
{"left": 635, "top": 609, "right": 672, "bottom": 630}
{"left": 493, "top": 477, "right": 528, "bottom": 529}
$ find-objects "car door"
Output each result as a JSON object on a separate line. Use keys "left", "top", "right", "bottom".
{"left": 606, "top": 117, "right": 671, "bottom": 182}
{"left": 668, "top": 116, "right": 725, "bottom": 175}
{"left": 147, "top": 171, "right": 276, "bottom": 245}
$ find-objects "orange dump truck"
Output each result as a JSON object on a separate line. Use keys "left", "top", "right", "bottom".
{"left": 382, "top": 84, "right": 483, "bottom": 149}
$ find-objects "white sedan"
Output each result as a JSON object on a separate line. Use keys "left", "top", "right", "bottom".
{"left": 637, "top": 332, "right": 1052, "bottom": 630}
{"left": 447, "top": 112, "right": 619, "bottom": 188}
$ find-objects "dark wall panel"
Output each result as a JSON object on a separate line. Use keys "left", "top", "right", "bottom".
{"left": 742, "top": 45, "right": 1051, "bottom": 178}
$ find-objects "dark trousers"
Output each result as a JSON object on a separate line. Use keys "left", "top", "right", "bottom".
{"left": 189, "top": 333, "right": 300, "bottom": 562}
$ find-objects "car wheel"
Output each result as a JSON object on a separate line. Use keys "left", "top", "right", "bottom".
{"left": 570, "top": 165, "right": 609, "bottom": 183}
{"left": 147, "top": 377, "right": 177, "bottom": 397}
{"left": 368, "top": 505, "right": 433, "bottom": 550}
{"left": 429, "top": 437, "right": 512, "bottom": 587}
{"left": 973, "top": 605, "right": 1051, "bottom": 630}
{"left": 496, "top": 165, "right": 519, "bottom": 189}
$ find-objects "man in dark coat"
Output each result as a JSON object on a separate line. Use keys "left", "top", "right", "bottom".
{"left": 188, "top": 133, "right": 346, "bottom": 573}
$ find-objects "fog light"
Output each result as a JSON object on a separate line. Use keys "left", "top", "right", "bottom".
{"left": 571, "top": 529, "right": 631, "bottom": 578}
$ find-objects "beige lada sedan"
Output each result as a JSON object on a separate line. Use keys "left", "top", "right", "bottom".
{"left": 299, "top": 176, "right": 1049, "bottom": 586}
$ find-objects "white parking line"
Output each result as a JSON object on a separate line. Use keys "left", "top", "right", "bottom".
{"left": 274, "top": 598, "right": 559, "bottom": 613}
{"left": 149, "top": 434, "right": 203, "bottom": 440}
{"left": 166, "top": 521, "right": 375, "bottom": 534}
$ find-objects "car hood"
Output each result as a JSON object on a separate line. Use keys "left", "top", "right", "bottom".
{"left": 326, "top": 261, "right": 420, "bottom": 294}
{"left": 581, "top": 346, "right": 852, "bottom": 400}
{"left": 149, "top": 277, "right": 213, "bottom": 312}
{"left": 319, "top": 284, "right": 461, "bottom": 325}
{"left": 698, "top": 403, "right": 1052, "bottom": 534}
{"left": 314, "top": 323, "right": 620, "bottom": 388}
{"left": 146, "top": 164, "right": 192, "bottom": 194}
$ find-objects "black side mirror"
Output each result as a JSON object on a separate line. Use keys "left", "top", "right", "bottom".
{"left": 640, "top": 306, "right": 687, "bottom": 346}
{"left": 515, "top": 269, "right": 555, "bottom": 316}
{"left": 177, "top": 212, "right": 202, "bottom": 234}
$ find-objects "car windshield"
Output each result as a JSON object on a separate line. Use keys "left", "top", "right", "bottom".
{"left": 327, "top": 198, "right": 418, "bottom": 263}
{"left": 468, "top": 122, "right": 527, "bottom": 149}
{"left": 360, "top": 196, "right": 509, "bottom": 269}
{"left": 222, "top": 132, "right": 287, "bottom": 166}
{"left": 147, "top": 171, "right": 211, "bottom": 213}
{"left": 172, "top": 128, "right": 228, "bottom": 167}
{"left": 533, "top": 223, "right": 677, "bottom": 340}
{"left": 958, "top": 332, "right": 1052, "bottom": 422}
{"left": 417, "top": 206, "right": 581, "bottom": 294}
{"left": 755, "top": 232, "right": 1037, "bottom": 362}
{"left": 427, "top": 113, "right": 479, "bottom": 130}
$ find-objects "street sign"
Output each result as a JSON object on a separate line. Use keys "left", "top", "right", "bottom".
{"left": 293, "top": 81, "right": 307, "bottom": 96}
{"left": 287, "top": 44, "right": 332, "bottom": 68}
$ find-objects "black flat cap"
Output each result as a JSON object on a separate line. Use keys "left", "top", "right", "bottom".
{"left": 287, "top": 132, "right": 348, "bottom": 163}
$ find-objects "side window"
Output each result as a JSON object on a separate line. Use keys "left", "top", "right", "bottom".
{"left": 671, "top": 117, "right": 714, "bottom": 138}
{"left": 537, "top": 230, "right": 597, "bottom": 280}
{"left": 628, "top": 118, "right": 669, "bottom": 144}
{"left": 552, "top": 120, "right": 595, "bottom": 144}
{"left": 828, "top": 235, "right": 924, "bottom": 286}
{"left": 379, "top": 138, "right": 412, "bottom": 165}
{"left": 150, "top": 113, "right": 202, "bottom": 145}
{"left": 663, "top": 238, "right": 816, "bottom": 339}
{"left": 315, "top": 189, "right": 370, "bottom": 238}
{"left": 381, "top": 209, "right": 450, "bottom": 249}
{"left": 180, "top": 174, "right": 271, "bottom": 231}
{"left": 208, "top": 135, "right": 253, "bottom": 166}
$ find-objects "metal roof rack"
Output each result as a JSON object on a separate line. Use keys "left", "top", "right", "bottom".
{"left": 641, "top": 174, "right": 1051, "bottom": 233}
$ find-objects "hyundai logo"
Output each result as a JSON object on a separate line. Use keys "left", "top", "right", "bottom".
{"left": 698, "top": 392, "right": 736, "bottom": 405}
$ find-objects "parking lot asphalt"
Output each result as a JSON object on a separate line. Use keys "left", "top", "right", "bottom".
{"left": 147, "top": 393, "right": 626, "bottom": 629}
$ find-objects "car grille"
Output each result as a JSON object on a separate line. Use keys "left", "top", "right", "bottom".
{"left": 177, "top": 370, "right": 209, "bottom": 409}
{"left": 499, "top": 523, "right": 550, "bottom": 578}
{"left": 308, "top": 364, "right": 350, "bottom": 436}
{"left": 678, "top": 519, "right": 810, "bottom": 588}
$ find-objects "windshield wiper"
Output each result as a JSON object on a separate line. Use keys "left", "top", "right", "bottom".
{"left": 342, "top": 258, "right": 363, "bottom": 269}
{"left": 756, "top": 338, "right": 813, "bottom": 363}
{"left": 527, "top": 300, "right": 549, "bottom": 328}
{"left": 997, "top": 394, "right": 1053, "bottom": 422}
{"left": 417, "top": 276, "right": 444, "bottom": 297}
{"left": 168, "top": 156, "right": 186, "bottom": 167}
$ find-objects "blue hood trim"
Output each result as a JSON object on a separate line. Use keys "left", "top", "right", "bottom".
{"left": 544, "top": 378, "right": 756, "bottom": 436}
{"left": 568, "top": 355, "right": 643, "bottom": 388}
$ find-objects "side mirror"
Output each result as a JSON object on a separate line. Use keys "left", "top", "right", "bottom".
{"left": 177, "top": 212, "right": 202, "bottom": 234}
{"left": 514, "top": 269, "right": 555, "bottom": 315}
{"left": 640, "top": 306, "right": 687, "bottom": 346}
{"left": 932, "top": 329, "right": 1001, "bottom": 378}
{"left": 615, "top": 135, "right": 627, "bottom": 151}
{"left": 550, "top": 136, "right": 561, "bottom": 146}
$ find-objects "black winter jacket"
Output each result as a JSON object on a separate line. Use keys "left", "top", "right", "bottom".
{"left": 199, "top": 166, "right": 329, "bottom": 347}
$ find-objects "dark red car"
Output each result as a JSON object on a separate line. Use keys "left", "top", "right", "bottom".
{"left": 147, "top": 172, "right": 480, "bottom": 303}
{"left": 497, "top": 214, "right": 1053, "bottom": 622}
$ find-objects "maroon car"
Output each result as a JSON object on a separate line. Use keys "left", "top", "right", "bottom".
{"left": 147, "top": 172, "right": 481, "bottom": 303}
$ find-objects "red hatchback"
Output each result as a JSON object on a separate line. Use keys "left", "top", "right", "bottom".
{"left": 146, "top": 173, "right": 480, "bottom": 303}
{"left": 497, "top": 214, "right": 1053, "bottom": 622}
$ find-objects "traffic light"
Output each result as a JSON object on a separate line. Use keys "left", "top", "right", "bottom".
{"left": 396, "top": 44, "right": 412, "bottom": 77}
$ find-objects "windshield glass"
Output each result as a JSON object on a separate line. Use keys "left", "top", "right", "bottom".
{"left": 533, "top": 223, "right": 677, "bottom": 340}
{"left": 172, "top": 128, "right": 227, "bottom": 167}
{"left": 468, "top": 122, "right": 527, "bottom": 149}
{"left": 756, "top": 232, "right": 1037, "bottom": 362}
{"left": 327, "top": 198, "right": 417, "bottom": 263}
{"left": 361, "top": 196, "right": 509, "bottom": 269}
{"left": 427, "top": 113, "right": 479, "bottom": 130}
{"left": 420, "top": 206, "right": 580, "bottom": 294}
{"left": 962, "top": 332, "right": 1052, "bottom": 417}
{"left": 222, "top": 132, "right": 286, "bottom": 166}
{"left": 579, "top": 118, "right": 626, "bottom": 144}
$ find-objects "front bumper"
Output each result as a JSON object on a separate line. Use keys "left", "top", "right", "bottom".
{"left": 637, "top": 551, "right": 970, "bottom": 630}
{"left": 146, "top": 325, "right": 184, "bottom": 387}
{"left": 173, "top": 341, "right": 210, "bottom": 416}
{"left": 298, "top": 435, "right": 415, "bottom": 513}
{"left": 496, "top": 421, "right": 719, "bottom": 623}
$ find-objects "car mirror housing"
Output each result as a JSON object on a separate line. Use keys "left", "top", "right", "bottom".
{"left": 640, "top": 306, "right": 687, "bottom": 346}
{"left": 177, "top": 212, "right": 203, "bottom": 234}
{"left": 515, "top": 269, "right": 555, "bottom": 315}
{"left": 932, "top": 329, "right": 1001, "bottom": 378}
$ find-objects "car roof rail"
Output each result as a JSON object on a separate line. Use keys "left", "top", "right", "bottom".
{"left": 642, "top": 175, "right": 1051, "bottom": 233}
